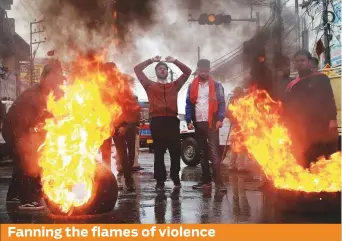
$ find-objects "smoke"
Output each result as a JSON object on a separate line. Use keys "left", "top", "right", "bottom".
{"left": 34, "top": 0, "right": 156, "bottom": 64}
{"left": 120, "top": 0, "right": 272, "bottom": 75}
{"left": 32, "top": 0, "right": 271, "bottom": 76}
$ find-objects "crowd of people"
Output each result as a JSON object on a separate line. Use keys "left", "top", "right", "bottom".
{"left": 2, "top": 49, "right": 338, "bottom": 212}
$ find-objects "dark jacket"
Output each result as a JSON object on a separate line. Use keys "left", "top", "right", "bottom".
{"left": 272, "top": 77, "right": 293, "bottom": 102}
{"left": 134, "top": 59, "right": 191, "bottom": 118}
{"left": 2, "top": 85, "right": 49, "bottom": 146}
{"left": 185, "top": 81, "right": 226, "bottom": 125}
{"left": 283, "top": 73, "right": 337, "bottom": 143}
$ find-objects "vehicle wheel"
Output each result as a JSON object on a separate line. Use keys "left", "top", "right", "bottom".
{"left": 181, "top": 137, "right": 200, "bottom": 166}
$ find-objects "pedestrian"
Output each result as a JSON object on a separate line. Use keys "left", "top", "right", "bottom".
{"left": 283, "top": 49, "right": 338, "bottom": 168}
{"left": 134, "top": 56, "right": 191, "bottom": 190}
{"left": 309, "top": 56, "right": 319, "bottom": 72}
{"left": 99, "top": 63, "right": 141, "bottom": 177}
{"left": 132, "top": 95, "right": 144, "bottom": 172}
{"left": 112, "top": 97, "right": 140, "bottom": 191}
{"left": 0, "top": 100, "right": 5, "bottom": 125}
{"left": 225, "top": 87, "right": 248, "bottom": 173}
{"left": 100, "top": 137, "right": 112, "bottom": 169}
{"left": 185, "top": 59, "right": 226, "bottom": 191}
{"left": 3, "top": 60, "right": 64, "bottom": 210}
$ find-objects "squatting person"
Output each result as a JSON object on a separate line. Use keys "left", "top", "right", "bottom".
{"left": 3, "top": 61, "right": 64, "bottom": 210}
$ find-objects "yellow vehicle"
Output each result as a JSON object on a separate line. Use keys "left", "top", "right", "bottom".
{"left": 322, "top": 65, "right": 341, "bottom": 150}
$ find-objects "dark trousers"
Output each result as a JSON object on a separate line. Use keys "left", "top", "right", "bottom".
{"left": 151, "top": 117, "right": 180, "bottom": 182}
{"left": 194, "top": 122, "right": 222, "bottom": 184}
{"left": 113, "top": 125, "right": 137, "bottom": 181}
{"left": 6, "top": 144, "right": 41, "bottom": 204}
{"left": 100, "top": 138, "right": 112, "bottom": 167}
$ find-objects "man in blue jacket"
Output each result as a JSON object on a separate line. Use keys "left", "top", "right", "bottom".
{"left": 186, "top": 59, "right": 226, "bottom": 191}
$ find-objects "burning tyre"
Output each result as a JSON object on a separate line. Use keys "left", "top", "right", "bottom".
{"left": 37, "top": 56, "right": 138, "bottom": 216}
{"left": 228, "top": 88, "right": 341, "bottom": 203}
{"left": 264, "top": 180, "right": 341, "bottom": 213}
{"left": 45, "top": 162, "right": 118, "bottom": 216}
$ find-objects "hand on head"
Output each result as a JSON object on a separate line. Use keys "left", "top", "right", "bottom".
{"left": 151, "top": 56, "right": 176, "bottom": 63}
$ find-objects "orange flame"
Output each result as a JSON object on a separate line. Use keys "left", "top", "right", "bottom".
{"left": 229, "top": 88, "right": 341, "bottom": 192}
{"left": 39, "top": 54, "right": 137, "bottom": 214}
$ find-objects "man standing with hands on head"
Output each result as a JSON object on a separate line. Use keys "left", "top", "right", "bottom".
{"left": 186, "top": 59, "right": 226, "bottom": 191}
{"left": 134, "top": 55, "right": 191, "bottom": 190}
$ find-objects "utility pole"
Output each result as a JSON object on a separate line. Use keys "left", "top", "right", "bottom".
{"left": 302, "top": 17, "right": 309, "bottom": 50}
{"left": 273, "top": 0, "right": 283, "bottom": 61}
{"left": 322, "top": 0, "right": 331, "bottom": 66}
{"left": 30, "top": 19, "right": 46, "bottom": 86}
{"left": 295, "top": 0, "right": 301, "bottom": 49}
{"left": 197, "top": 46, "right": 200, "bottom": 61}
{"left": 256, "top": 12, "right": 260, "bottom": 33}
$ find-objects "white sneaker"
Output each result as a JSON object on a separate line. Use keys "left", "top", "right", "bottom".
{"left": 6, "top": 197, "right": 20, "bottom": 203}
{"left": 18, "top": 202, "right": 44, "bottom": 211}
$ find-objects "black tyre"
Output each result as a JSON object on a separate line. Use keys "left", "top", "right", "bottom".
{"left": 181, "top": 137, "right": 200, "bottom": 166}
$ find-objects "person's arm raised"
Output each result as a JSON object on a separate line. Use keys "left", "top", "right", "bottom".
{"left": 134, "top": 56, "right": 161, "bottom": 90}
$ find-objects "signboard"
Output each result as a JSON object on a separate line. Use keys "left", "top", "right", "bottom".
{"left": 19, "top": 58, "right": 50, "bottom": 86}
{"left": 330, "top": 0, "right": 342, "bottom": 67}
{"left": 19, "top": 62, "right": 30, "bottom": 84}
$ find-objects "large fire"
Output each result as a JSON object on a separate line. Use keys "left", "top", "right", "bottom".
{"left": 229, "top": 88, "right": 341, "bottom": 192}
{"left": 38, "top": 55, "right": 137, "bottom": 214}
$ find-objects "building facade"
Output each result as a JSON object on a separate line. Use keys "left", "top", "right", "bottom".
{"left": 1, "top": 0, "right": 30, "bottom": 100}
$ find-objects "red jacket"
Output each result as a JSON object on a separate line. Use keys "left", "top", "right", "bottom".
{"left": 134, "top": 59, "right": 191, "bottom": 118}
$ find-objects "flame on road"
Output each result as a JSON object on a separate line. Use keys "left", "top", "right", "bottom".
{"left": 229, "top": 88, "right": 341, "bottom": 192}
{"left": 39, "top": 55, "right": 137, "bottom": 214}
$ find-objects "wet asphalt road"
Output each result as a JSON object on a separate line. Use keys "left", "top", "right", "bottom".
{"left": 0, "top": 149, "right": 340, "bottom": 224}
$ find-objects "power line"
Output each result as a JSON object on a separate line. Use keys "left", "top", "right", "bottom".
{"left": 211, "top": 46, "right": 241, "bottom": 65}
{"left": 23, "top": 0, "right": 38, "bottom": 16}
{"left": 331, "top": 29, "right": 341, "bottom": 44}
{"left": 282, "top": 3, "right": 316, "bottom": 41}
{"left": 210, "top": 14, "right": 276, "bottom": 71}
{"left": 210, "top": 9, "right": 276, "bottom": 67}
{"left": 211, "top": 48, "right": 243, "bottom": 70}
{"left": 19, "top": 0, "right": 35, "bottom": 19}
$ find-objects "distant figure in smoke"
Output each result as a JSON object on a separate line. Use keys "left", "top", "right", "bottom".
{"left": 225, "top": 87, "right": 248, "bottom": 173}
{"left": 272, "top": 55, "right": 293, "bottom": 102}
{"left": 186, "top": 59, "right": 226, "bottom": 191}
{"left": 283, "top": 50, "right": 338, "bottom": 168}
{"left": 3, "top": 61, "right": 64, "bottom": 210}
{"left": 112, "top": 94, "right": 141, "bottom": 191}
{"left": 132, "top": 95, "right": 144, "bottom": 172}
{"left": 134, "top": 56, "right": 191, "bottom": 191}
{"left": 309, "top": 57, "right": 319, "bottom": 72}
{"left": 99, "top": 62, "right": 140, "bottom": 191}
